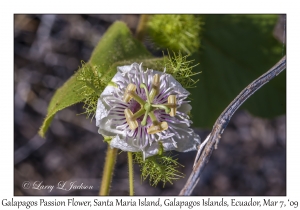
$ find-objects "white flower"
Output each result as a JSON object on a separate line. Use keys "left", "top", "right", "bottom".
{"left": 96, "top": 63, "right": 200, "bottom": 159}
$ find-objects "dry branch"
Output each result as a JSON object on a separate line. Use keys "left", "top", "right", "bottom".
{"left": 179, "top": 55, "right": 286, "bottom": 195}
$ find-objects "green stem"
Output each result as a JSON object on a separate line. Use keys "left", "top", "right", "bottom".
{"left": 149, "top": 111, "right": 158, "bottom": 124}
{"left": 131, "top": 108, "right": 146, "bottom": 120}
{"left": 141, "top": 105, "right": 150, "bottom": 126}
{"left": 99, "top": 146, "right": 118, "bottom": 195}
{"left": 152, "top": 104, "right": 171, "bottom": 113}
{"left": 127, "top": 152, "right": 134, "bottom": 196}
{"left": 135, "top": 14, "right": 150, "bottom": 42}
{"left": 128, "top": 92, "right": 146, "bottom": 106}
{"left": 140, "top": 83, "right": 151, "bottom": 102}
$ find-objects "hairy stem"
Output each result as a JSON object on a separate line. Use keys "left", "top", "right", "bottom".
{"left": 127, "top": 152, "right": 134, "bottom": 196}
{"left": 179, "top": 55, "right": 286, "bottom": 195}
{"left": 99, "top": 146, "right": 118, "bottom": 195}
{"left": 136, "top": 15, "right": 150, "bottom": 42}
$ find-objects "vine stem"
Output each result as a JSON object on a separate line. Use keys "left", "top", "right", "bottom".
{"left": 99, "top": 146, "right": 118, "bottom": 195}
{"left": 128, "top": 152, "right": 134, "bottom": 196}
{"left": 135, "top": 15, "right": 150, "bottom": 42}
{"left": 179, "top": 55, "right": 286, "bottom": 195}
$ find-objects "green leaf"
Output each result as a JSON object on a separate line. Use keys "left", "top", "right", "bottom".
{"left": 190, "top": 15, "right": 286, "bottom": 128}
{"left": 39, "top": 21, "right": 161, "bottom": 137}
{"left": 38, "top": 73, "right": 86, "bottom": 137}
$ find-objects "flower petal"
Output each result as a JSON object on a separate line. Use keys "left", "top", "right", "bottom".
{"left": 117, "top": 63, "right": 140, "bottom": 76}
{"left": 98, "top": 116, "right": 126, "bottom": 137}
{"left": 95, "top": 98, "right": 109, "bottom": 127}
{"left": 177, "top": 103, "right": 192, "bottom": 114}
{"left": 110, "top": 135, "right": 141, "bottom": 152}
{"left": 165, "top": 74, "right": 190, "bottom": 96}
{"left": 170, "top": 124, "right": 200, "bottom": 152}
{"left": 143, "top": 138, "right": 177, "bottom": 158}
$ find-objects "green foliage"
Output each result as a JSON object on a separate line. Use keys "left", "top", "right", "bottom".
{"left": 147, "top": 15, "right": 202, "bottom": 54}
{"left": 133, "top": 152, "right": 184, "bottom": 187}
{"left": 39, "top": 21, "right": 159, "bottom": 137}
{"left": 38, "top": 72, "right": 86, "bottom": 137}
{"left": 76, "top": 61, "right": 111, "bottom": 119}
{"left": 164, "top": 51, "right": 200, "bottom": 88}
{"left": 189, "top": 15, "right": 286, "bottom": 128}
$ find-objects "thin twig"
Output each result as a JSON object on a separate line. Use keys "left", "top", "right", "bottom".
{"left": 179, "top": 55, "right": 286, "bottom": 195}
{"left": 193, "top": 133, "right": 210, "bottom": 168}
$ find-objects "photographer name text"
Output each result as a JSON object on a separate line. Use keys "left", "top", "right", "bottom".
{"left": 22, "top": 181, "right": 93, "bottom": 192}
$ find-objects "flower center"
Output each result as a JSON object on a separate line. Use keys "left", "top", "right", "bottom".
{"left": 123, "top": 74, "right": 177, "bottom": 134}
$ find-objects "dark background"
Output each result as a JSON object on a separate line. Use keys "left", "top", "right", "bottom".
{"left": 14, "top": 14, "right": 286, "bottom": 196}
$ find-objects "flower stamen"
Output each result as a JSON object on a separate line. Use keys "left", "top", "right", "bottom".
{"left": 147, "top": 121, "right": 168, "bottom": 134}
{"left": 167, "top": 95, "right": 177, "bottom": 117}
{"left": 123, "top": 83, "right": 136, "bottom": 102}
{"left": 123, "top": 83, "right": 145, "bottom": 105}
{"left": 124, "top": 108, "right": 138, "bottom": 130}
{"left": 149, "top": 74, "right": 160, "bottom": 102}
{"left": 146, "top": 112, "right": 169, "bottom": 134}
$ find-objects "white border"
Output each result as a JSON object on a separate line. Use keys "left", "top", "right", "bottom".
{"left": 3, "top": 1, "right": 300, "bottom": 209}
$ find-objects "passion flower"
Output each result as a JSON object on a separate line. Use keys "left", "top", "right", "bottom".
{"left": 96, "top": 63, "right": 200, "bottom": 159}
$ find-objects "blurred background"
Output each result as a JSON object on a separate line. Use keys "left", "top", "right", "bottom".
{"left": 14, "top": 14, "right": 286, "bottom": 196}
